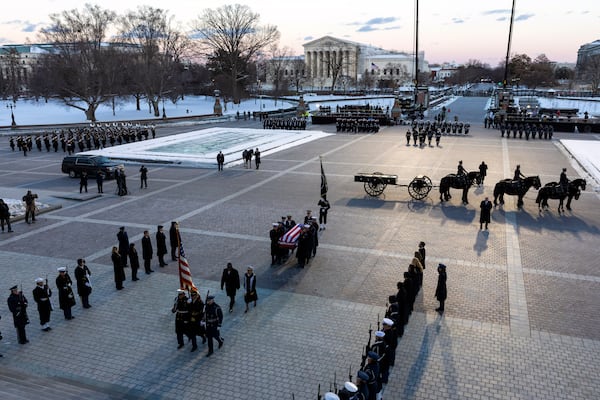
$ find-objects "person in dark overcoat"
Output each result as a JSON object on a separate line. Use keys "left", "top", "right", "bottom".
{"left": 141, "top": 230, "right": 154, "bottom": 274}
{"left": 269, "top": 223, "right": 280, "bottom": 265}
{"left": 117, "top": 226, "right": 129, "bottom": 268}
{"left": 74, "top": 258, "right": 92, "bottom": 308}
{"left": 156, "top": 225, "right": 168, "bottom": 267}
{"left": 435, "top": 264, "right": 447, "bottom": 313}
{"left": 220, "top": 262, "right": 240, "bottom": 313}
{"left": 418, "top": 241, "right": 426, "bottom": 269}
{"left": 479, "top": 197, "right": 493, "bottom": 230}
{"left": 296, "top": 225, "right": 311, "bottom": 268}
{"left": 111, "top": 246, "right": 125, "bottom": 290}
{"left": 128, "top": 243, "right": 140, "bottom": 281}
{"left": 478, "top": 161, "right": 488, "bottom": 185}
{"left": 32, "top": 277, "right": 52, "bottom": 331}
{"left": 7, "top": 285, "right": 29, "bottom": 344}
{"left": 169, "top": 221, "right": 180, "bottom": 261}
{"left": 243, "top": 266, "right": 258, "bottom": 313}
{"left": 56, "top": 267, "right": 76, "bottom": 319}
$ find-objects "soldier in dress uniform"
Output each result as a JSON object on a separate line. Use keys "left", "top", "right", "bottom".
{"left": 141, "top": 230, "right": 154, "bottom": 274}
{"left": 381, "top": 318, "right": 398, "bottom": 371}
{"left": 559, "top": 168, "right": 569, "bottom": 194}
{"left": 362, "top": 351, "right": 380, "bottom": 400}
{"left": 457, "top": 160, "right": 466, "bottom": 176}
{"left": 324, "top": 392, "right": 340, "bottom": 400}
{"left": 513, "top": 165, "right": 525, "bottom": 181}
{"left": 204, "top": 295, "right": 224, "bottom": 357}
{"left": 117, "top": 226, "right": 130, "bottom": 268}
{"left": 74, "top": 258, "right": 92, "bottom": 308}
{"left": 56, "top": 267, "right": 76, "bottom": 320}
{"left": 369, "top": 331, "right": 388, "bottom": 385}
{"left": 338, "top": 381, "right": 360, "bottom": 400}
{"left": 355, "top": 370, "right": 370, "bottom": 400}
{"left": 32, "top": 277, "right": 52, "bottom": 331}
{"left": 189, "top": 290, "right": 206, "bottom": 350}
{"left": 171, "top": 289, "right": 193, "bottom": 350}
{"left": 7, "top": 285, "right": 29, "bottom": 344}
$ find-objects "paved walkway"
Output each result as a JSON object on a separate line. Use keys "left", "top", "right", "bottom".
{"left": 1, "top": 99, "right": 599, "bottom": 399}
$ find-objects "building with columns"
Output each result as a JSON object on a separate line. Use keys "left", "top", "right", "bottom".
{"left": 301, "top": 35, "right": 428, "bottom": 90}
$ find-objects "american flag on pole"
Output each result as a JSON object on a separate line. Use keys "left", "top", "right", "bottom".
{"left": 178, "top": 241, "right": 198, "bottom": 291}
{"left": 371, "top": 62, "right": 380, "bottom": 70}
{"left": 320, "top": 156, "right": 328, "bottom": 198}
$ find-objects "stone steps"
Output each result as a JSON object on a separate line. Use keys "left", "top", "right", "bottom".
{"left": 0, "top": 366, "right": 158, "bottom": 400}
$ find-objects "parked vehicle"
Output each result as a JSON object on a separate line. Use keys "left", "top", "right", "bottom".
{"left": 61, "top": 155, "right": 122, "bottom": 179}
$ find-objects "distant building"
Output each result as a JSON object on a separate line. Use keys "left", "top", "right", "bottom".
{"left": 575, "top": 39, "right": 600, "bottom": 79}
{"left": 266, "top": 35, "right": 429, "bottom": 91}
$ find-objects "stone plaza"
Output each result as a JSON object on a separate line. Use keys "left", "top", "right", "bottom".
{"left": 0, "top": 97, "right": 599, "bottom": 399}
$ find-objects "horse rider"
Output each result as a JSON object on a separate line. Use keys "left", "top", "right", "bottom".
{"left": 457, "top": 160, "right": 466, "bottom": 176}
{"left": 513, "top": 165, "right": 525, "bottom": 181}
{"left": 559, "top": 168, "right": 569, "bottom": 194}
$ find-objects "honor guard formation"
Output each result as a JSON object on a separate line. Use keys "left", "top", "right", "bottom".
{"left": 263, "top": 116, "right": 308, "bottom": 130}
{"left": 307, "top": 242, "right": 449, "bottom": 400}
{"left": 7, "top": 122, "right": 157, "bottom": 156}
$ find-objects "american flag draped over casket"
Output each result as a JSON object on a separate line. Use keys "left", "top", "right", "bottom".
{"left": 278, "top": 223, "right": 303, "bottom": 249}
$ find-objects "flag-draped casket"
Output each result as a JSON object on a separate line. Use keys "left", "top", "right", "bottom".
{"left": 278, "top": 223, "right": 302, "bottom": 249}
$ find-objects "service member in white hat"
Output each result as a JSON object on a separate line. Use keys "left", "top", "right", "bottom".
{"left": 32, "top": 277, "right": 53, "bottom": 331}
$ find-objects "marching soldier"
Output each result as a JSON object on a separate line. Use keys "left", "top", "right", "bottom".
{"left": 56, "top": 267, "right": 76, "bottom": 320}
{"left": 171, "top": 289, "right": 193, "bottom": 351}
{"left": 189, "top": 289, "right": 206, "bottom": 350}
{"left": 7, "top": 285, "right": 29, "bottom": 344}
{"left": 204, "top": 295, "right": 224, "bottom": 357}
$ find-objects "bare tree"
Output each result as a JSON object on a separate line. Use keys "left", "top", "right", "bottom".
{"left": 267, "top": 45, "right": 293, "bottom": 99}
{"left": 0, "top": 47, "right": 22, "bottom": 101}
{"left": 35, "top": 4, "right": 120, "bottom": 121}
{"left": 191, "top": 4, "right": 279, "bottom": 103}
{"left": 288, "top": 57, "right": 307, "bottom": 94}
{"left": 118, "top": 6, "right": 191, "bottom": 117}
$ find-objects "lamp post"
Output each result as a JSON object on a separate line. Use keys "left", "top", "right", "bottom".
{"left": 257, "top": 80, "right": 263, "bottom": 111}
{"left": 7, "top": 103, "right": 16, "bottom": 127}
{"left": 162, "top": 97, "right": 166, "bottom": 119}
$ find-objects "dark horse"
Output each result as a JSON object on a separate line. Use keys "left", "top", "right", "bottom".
{"left": 536, "top": 178, "right": 586, "bottom": 213}
{"left": 439, "top": 171, "right": 481, "bottom": 204}
{"left": 493, "top": 176, "right": 541, "bottom": 208}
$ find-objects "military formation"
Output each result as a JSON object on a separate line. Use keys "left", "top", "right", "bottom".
{"left": 496, "top": 121, "right": 555, "bottom": 140}
{"left": 404, "top": 119, "right": 470, "bottom": 147}
{"left": 7, "top": 122, "right": 157, "bottom": 156}
{"left": 314, "top": 242, "right": 448, "bottom": 400}
{"left": 336, "top": 118, "right": 380, "bottom": 133}
{"left": 263, "top": 116, "right": 307, "bottom": 130}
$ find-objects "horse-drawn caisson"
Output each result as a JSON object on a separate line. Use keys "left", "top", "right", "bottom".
{"left": 354, "top": 172, "right": 433, "bottom": 200}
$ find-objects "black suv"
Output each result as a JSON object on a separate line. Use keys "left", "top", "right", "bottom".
{"left": 61, "top": 155, "right": 122, "bottom": 179}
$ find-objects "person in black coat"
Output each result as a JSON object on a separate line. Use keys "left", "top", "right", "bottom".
{"left": 79, "top": 171, "right": 88, "bottom": 193}
{"left": 117, "top": 226, "right": 129, "bottom": 268}
{"left": 156, "top": 225, "right": 168, "bottom": 267}
{"left": 435, "top": 264, "right": 448, "bottom": 313}
{"left": 169, "top": 221, "right": 180, "bottom": 261}
{"left": 0, "top": 198, "right": 13, "bottom": 233}
{"left": 479, "top": 197, "right": 493, "bottom": 230}
{"left": 111, "top": 246, "right": 125, "bottom": 290}
{"left": 216, "top": 151, "right": 225, "bottom": 171}
{"left": 296, "top": 225, "right": 311, "bottom": 268}
{"left": 220, "top": 262, "right": 240, "bottom": 313}
{"left": 141, "top": 230, "right": 154, "bottom": 274}
{"left": 128, "top": 243, "right": 140, "bottom": 281}
{"left": 243, "top": 266, "right": 258, "bottom": 313}
{"left": 418, "top": 241, "right": 426, "bottom": 269}
{"left": 96, "top": 171, "right": 104, "bottom": 193}
{"left": 74, "top": 258, "right": 92, "bottom": 308}
{"left": 56, "top": 267, "right": 76, "bottom": 319}
{"left": 32, "top": 277, "right": 53, "bottom": 331}
{"left": 139, "top": 165, "right": 148, "bottom": 189}
{"left": 478, "top": 161, "right": 488, "bottom": 185}
{"left": 7, "top": 285, "right": 29, "bottom": 344}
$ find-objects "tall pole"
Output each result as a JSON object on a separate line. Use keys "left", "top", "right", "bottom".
{"left": 414, "top": 0, "right": 419, "bottom": 105}
{"left": 503, "top": 0, "right": 516, "bottom": 88}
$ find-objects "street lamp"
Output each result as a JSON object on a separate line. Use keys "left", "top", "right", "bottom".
{"left": 6, "top": 103, "right": 16, "bottom": 127}
{"left": 257, "top": 80, "right": 263, "bottom": 111}
{"left": 162, "top": 97, "right": 166, "bottom": 119}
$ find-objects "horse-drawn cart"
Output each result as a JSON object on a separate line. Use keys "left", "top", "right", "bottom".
{"left": 354, "top": 172, "right": 433, "bottom": 199}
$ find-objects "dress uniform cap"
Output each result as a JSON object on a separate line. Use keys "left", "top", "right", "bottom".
{"left": 303, "top": 224, "right": 311, "bottom": 228}
{"left": 158, "top": 225, "right": 163, "bottom": 229}
{"left": 206, "top": 295, "right": 215, "bottom": 300}
{"left": 57, "top": 267, "right": 67, "bottom": 272}
{"left": 176, "top": 289, "right": 185, "bottom": 294}
{"left": 247, "top": 266, "right": 254, "bottom": 271}
{"left": 375, "top": 330, "right": 385, "bottom": 338}
{"left": 119, "top": 226, "right": 125, "bottom": 230}
{"left": 272, "top": 223, "right": 279, "bottom": 227}
{"left": 35, "top": 277, "right": 44, "bottom": 283}
{"left": 10, "top": 285, "right": 18, "bottom": 291}
{"left": 324, "top": 393, "right": 340, "bottom": 400}
{"left": 382, "top": 317, "right": 394, "bottom": 326}
{"left": 367, "top": 351, "right": 379, "bottom": 360}
{"left": 344, "top": 382, "right": 358, "bottom": 393}
{"left": 438, "top": 263, "right": 447, "bottom": 269}
{"left": 357, "top": 370, "right": 370, "bottom": 381}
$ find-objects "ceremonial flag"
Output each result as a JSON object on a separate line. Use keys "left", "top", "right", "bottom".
{"left": 320, "top": 156, "right": 328, "bottom": 198}
{"left": 371, "top": 62, "right": 380, "bottom": 70}
{"left": 178, "top": 241, "right": 198, "bottom": 292}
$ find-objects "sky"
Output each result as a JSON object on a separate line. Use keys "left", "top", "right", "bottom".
{"left": 0, "top": 0, "right": 598, "bottom": 66}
